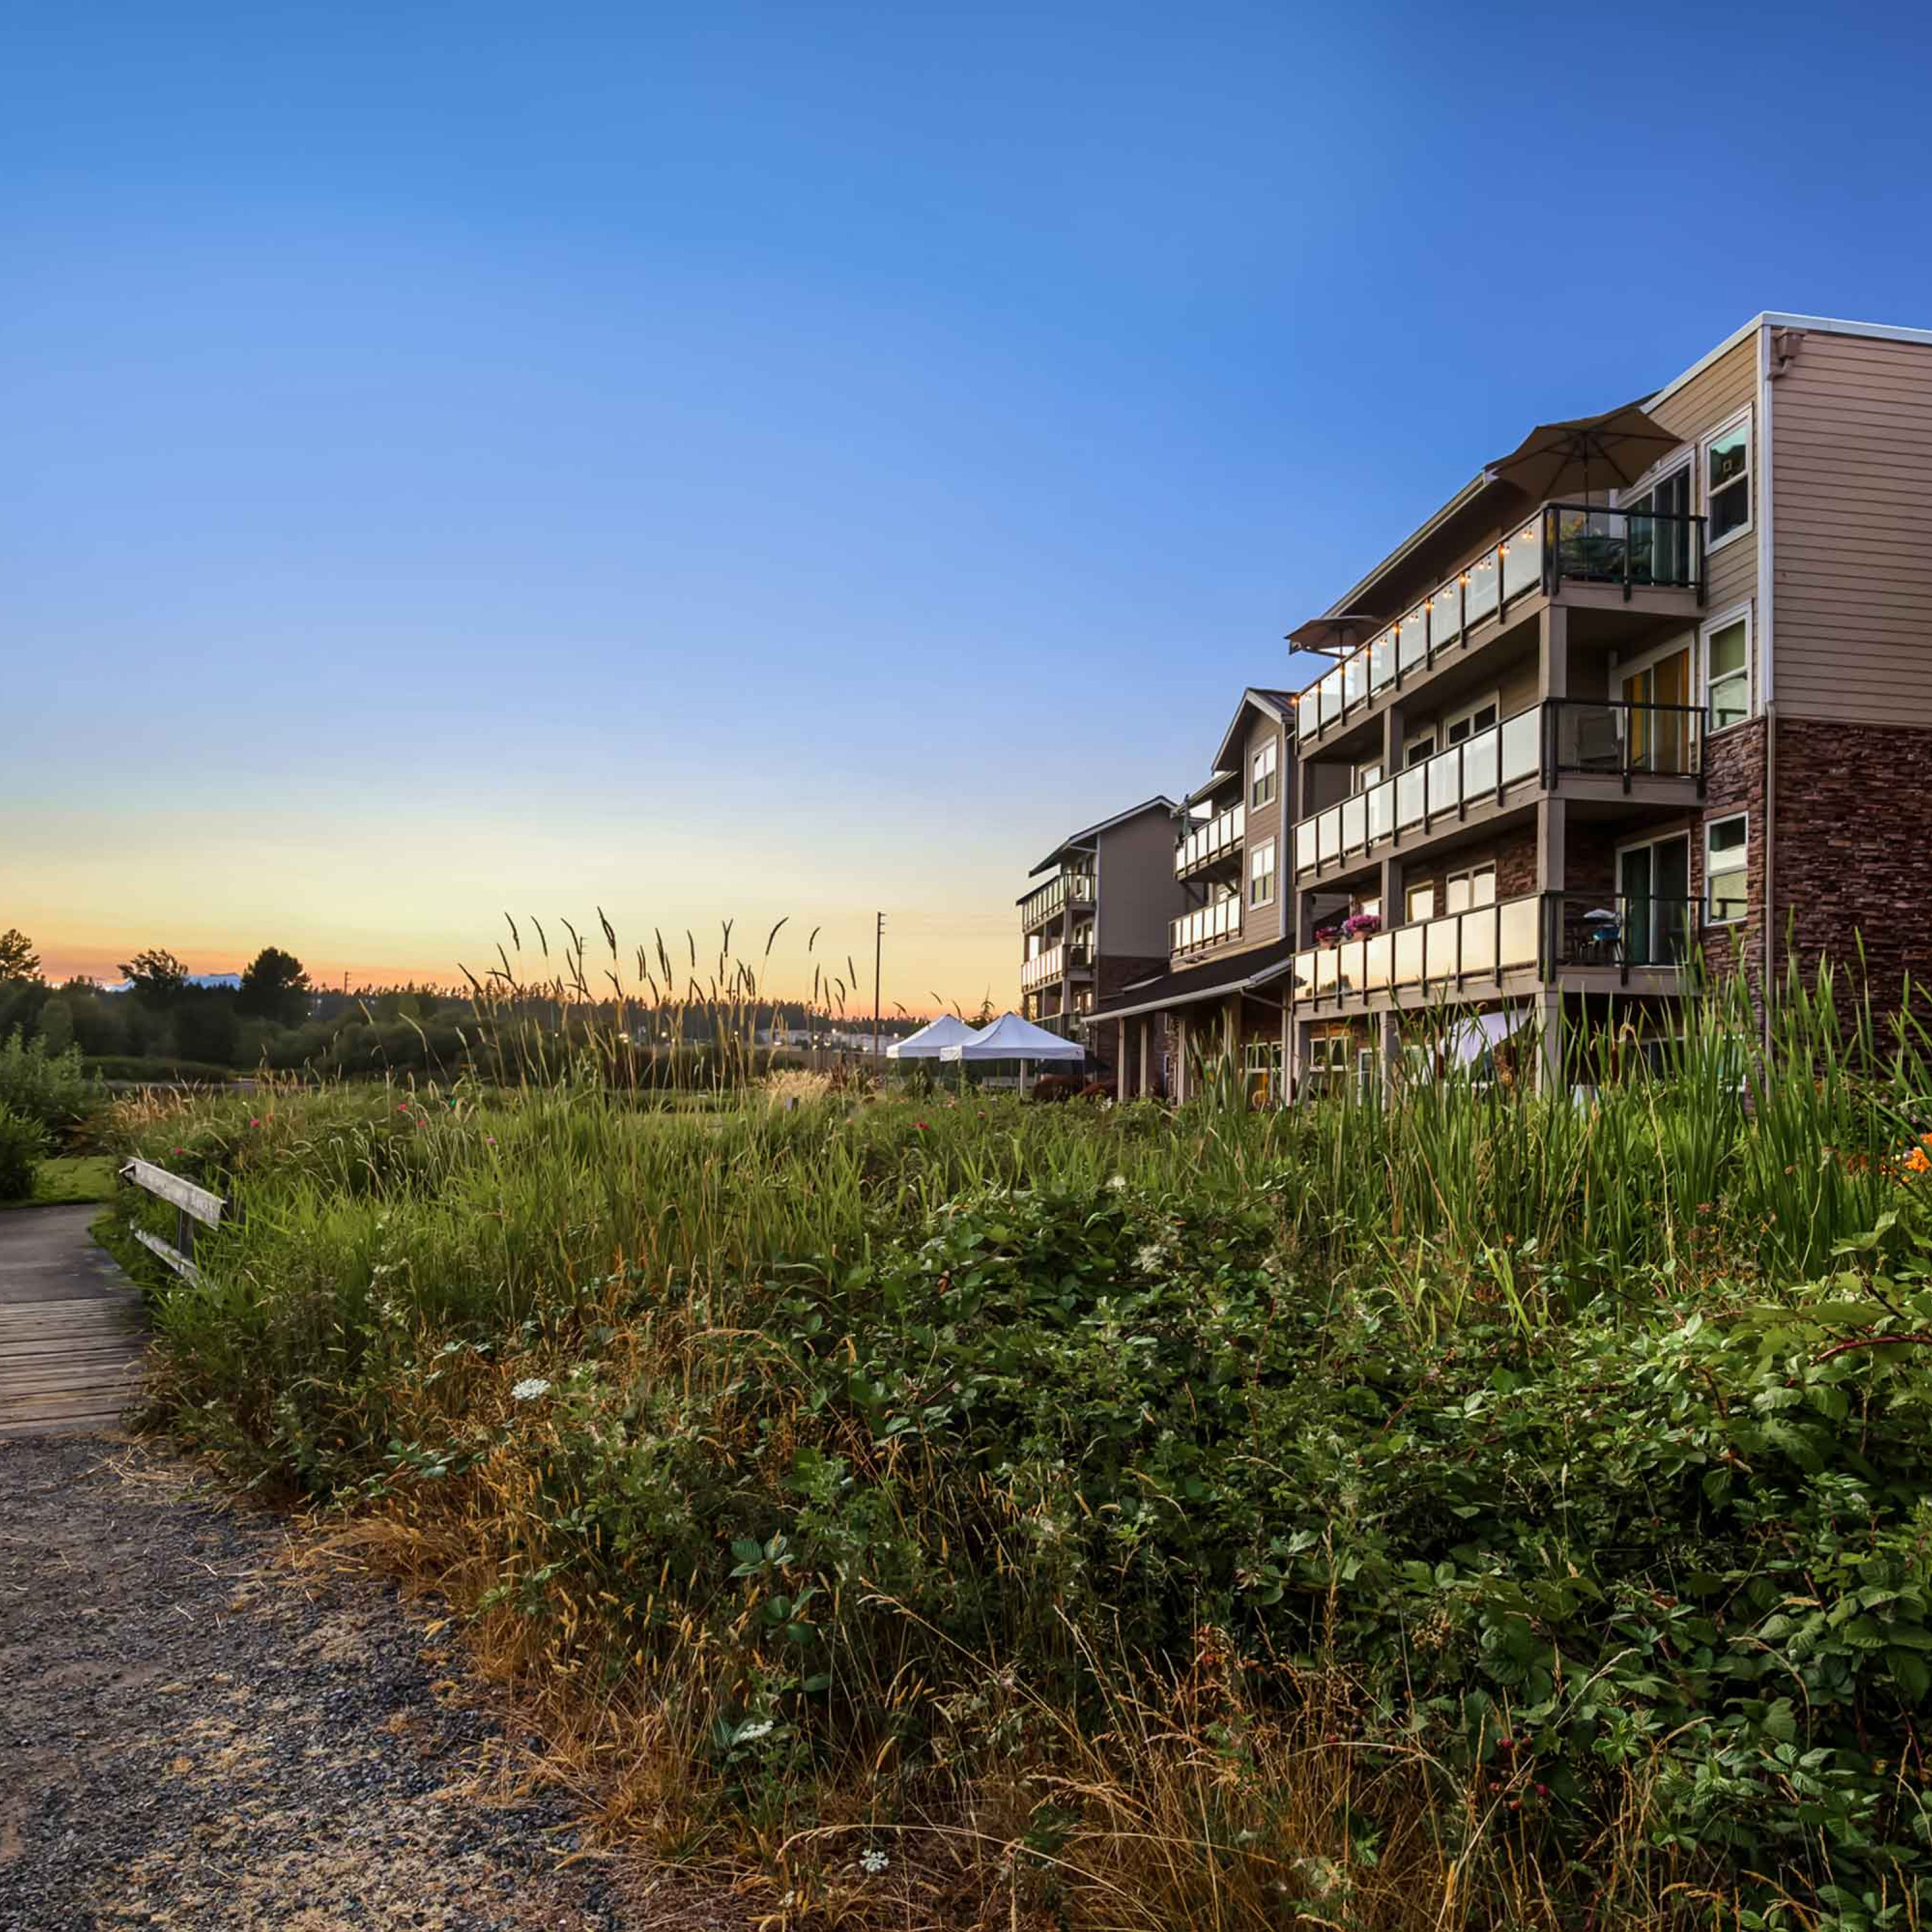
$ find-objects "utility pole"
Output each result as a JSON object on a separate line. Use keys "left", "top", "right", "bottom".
{"left": 872, "top": 911, "right": 884, "bottom": 1064}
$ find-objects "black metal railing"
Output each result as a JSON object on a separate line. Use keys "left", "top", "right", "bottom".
{"left": 1544, "top": 891, "right": 1696, "bottom": 972}
{"left": 1544, "top": 503, "right": 1706, "bottom": 600}
{"left": 1545, "top": 699, "right": 1704, "bottom": 787}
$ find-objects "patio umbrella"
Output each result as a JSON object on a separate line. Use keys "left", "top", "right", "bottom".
{"left": 1485, "top": 401, "right": 1680, "bottom": 507}
{"left": 1285, "top": 613, "right": 1381, "bottom": 658}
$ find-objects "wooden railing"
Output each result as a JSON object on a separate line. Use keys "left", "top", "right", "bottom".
{"left": 118, "top": 1158, "right": 227, "bottom": 1285}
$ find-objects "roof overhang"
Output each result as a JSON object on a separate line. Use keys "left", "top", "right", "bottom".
{"left": 1209, "top": 687, "right": 1292, "bottom": 777}
{"left": 1028, "top": 794, "right": 1178, "bottom": 876}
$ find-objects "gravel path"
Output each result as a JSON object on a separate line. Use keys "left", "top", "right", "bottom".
{"left": 0, "top": 1435, "right": 644, "bottom": 1930}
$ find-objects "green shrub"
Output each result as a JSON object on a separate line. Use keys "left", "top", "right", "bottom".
{"left": 0, "top": 1027, "right": 102, "bottom": 1136}
{"left": 0, "top": 1101, "right": 48, "bottom": 1200}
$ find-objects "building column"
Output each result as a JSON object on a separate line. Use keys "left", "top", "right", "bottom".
{"left": 1138, "top": 1016, "right": 1151, "bottom": 1099}
{"left": 1175, "top": 1012, "right": 1189, "bottom": 1103}
{"left": 1538, "top": 603, "right": 1569, "bottom": 703}
{"left": 1116, "top": 1019, "right": 1129, "bottom": 1101}
{"left": 1533, "top": 987, "right": 1564, "bottom": 1095}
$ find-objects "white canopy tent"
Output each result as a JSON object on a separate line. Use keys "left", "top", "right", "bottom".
{"left": 886, "top": 1014, "right": 977, "bottom": 1060}
{"left": 940, "top": 1012, "right": 1085, "bottom": 1087}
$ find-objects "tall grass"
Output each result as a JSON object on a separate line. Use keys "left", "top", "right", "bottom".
{"left": 112, "top": 958, "right": 1932, "bottom": 1929}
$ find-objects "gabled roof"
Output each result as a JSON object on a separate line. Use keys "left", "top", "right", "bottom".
{"left": 1210, "top": 687, "right": 1293, "bottom": 776}
{"left": 1028, "top": 795, "right": 1177, "bottom": 877}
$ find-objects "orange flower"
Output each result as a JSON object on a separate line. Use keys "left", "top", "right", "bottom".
{"left": 1906, "top": 1146, "right": 1931, "bottom": 1175}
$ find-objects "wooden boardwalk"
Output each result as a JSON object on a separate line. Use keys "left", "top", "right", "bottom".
{"left": 0, "top": 1204, "right": 146, "bottom": 1437}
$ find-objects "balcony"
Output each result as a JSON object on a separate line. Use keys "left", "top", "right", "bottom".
{"left": 1019, "top": 869, "right": 1095, "bottom": 931}
{"left": 1021, "top": 941, "right": 1093, "bottom": 991}
{"left": 1175, "top": 800, "right": 1245, "bottom": 877}
{"left": 1547, "top": 891, "right": 1694, "bottom": 972}
{"left": 1171, "top": 895, "right": 1243, "bottom": 955}
{"left": 1293, "top": 699, "right": 1704, "bottom": 877}
{"left": 1296, "top": 503, "right": 1707, "bottom": 746}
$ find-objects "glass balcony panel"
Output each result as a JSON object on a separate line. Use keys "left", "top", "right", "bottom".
{"left": 1500, "top": 708, "right": 1539, "bottom": 786}
{"left": 1499, "top": 896, "right": 1538, "bottom": 969}
{"left": 1365, "top": 780, "right": 1394, "bottom": 845}
{"left": 1501, "top": 520, "right": 1541, "bottom": 601}
{"left": 1426, "top": 746, "right": 1459, "bottom": 817}
{"left": 1393, "top": 923, "right": 1423, "bottom": 987}
{"left": 1343, "top": 654, "right": 1366, "bottom": 711}
{"left": 1398, "top": 609, "right": 1428, "bottom": 674}
{"left": 1340, "top": 795, "right": 1366, "bottom": 853}
{"left": 1295, "top": 820, "right": 1318, "bottom": 872}
{"left": 1292, "top": 950, "right": 1316, "bottom": 998}
{"left": 1316, "top": 950, "right": 1338, "bottom": 994}
{"left": 1392, "top": 766, "right": 1422, "bottom": 829}
{"left": 1461, "top": 907, "right": 1497, "bottom": 976}
{"left": 1423, "top": 915, "right": 1459, "bottom": 985}
{"left": 1320, "top": 670, "right": 1343, "bottom": 726}
{"left": 1336, "top": 940, "right": 1363, "bottom": 994}
{"left": 1365, "top": 933, "right": 1392, "bottom": 989}
{"left": 1464, "top": 551, "right": 1499, "bottom": 626}
{"left": 1369, "top": 632, "right": 1394, "bottom": 696}
{"left": 1553, "top": 506, "right": 1626, "bottom": 585}
{"left": 1428, "top": 587, "right": 1460, "bottom": 651}
{"left": 1464, "top": 724, "right": 1498, "bottom": 795}
{"left": 1317, "top": 808, "right": 1339, "bottom": 865}
{"left": 1298, "top": 694, "right": 1319, "bottom": 741}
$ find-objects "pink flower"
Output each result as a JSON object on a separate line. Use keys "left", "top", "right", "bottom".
{"left": 249, "top": 1117, "right": 261, "bottom": 1127}
{"left": 916, "top": 1121, "right": 929, "bottom": 1132}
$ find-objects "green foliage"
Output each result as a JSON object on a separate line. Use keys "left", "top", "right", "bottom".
{"left": 118, "top": 967, "right": 1932, "bottom": 1924}
{"left": 0, "top": 926, "right": 41, "bottom": 981}
{"left": 0, "top": 1101, "right": 49, "bottom": 1200}
{"left": 236, "top": 945, "right": 312, "bottom": 1024}
{"left": 0, "top": 1028, "right": 102, "bottom": 1135}
{"left": 118, "top": 947, "right": 189, "bottom": 1001}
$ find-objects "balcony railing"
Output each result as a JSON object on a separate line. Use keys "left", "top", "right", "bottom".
{"left": 1291, "top": 894, "right": 1543, "bottom": 1005}
{"left": 1546, "top": 892, "right": 1694, "bottom": 971}
{"left": 1171, "top": 895, "right": 1242, "bottom": 954}
{"left": 1296, "top": 502, "right": 1707, "bottom": 745}
{"left": 1175, "top": 800, "right": 1245, "bottom": 876}
{"left": 1021, "top": 940, "right": 1093, "bottom": 990}
{"left": 1019, "top": 869, "right": 1095, "bottom": 930}
{"left": 1293, "top": 699, "right": 1703, "bottom": 876}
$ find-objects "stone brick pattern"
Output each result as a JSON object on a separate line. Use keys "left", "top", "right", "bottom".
{"left": 1773, "top": 718, "right": 1932, "bottom": 1010}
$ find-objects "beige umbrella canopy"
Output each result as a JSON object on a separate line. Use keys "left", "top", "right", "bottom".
{"left": 1486, "top": 400, "right": 1680, "bottom": 506}
{"left": 1285, "top": 613, "right": 1381, "bottom": 658}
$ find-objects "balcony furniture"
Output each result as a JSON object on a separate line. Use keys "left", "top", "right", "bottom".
{"left": 1572, "top": 708, "right": 1622, "bottom": 774}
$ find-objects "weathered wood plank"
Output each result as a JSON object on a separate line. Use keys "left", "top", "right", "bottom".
{"left": 130, "top": 1226, "right": 204, "bottom": 1285}
{"left": 118, "top": 1158, "right": 225, "bottom": 1227}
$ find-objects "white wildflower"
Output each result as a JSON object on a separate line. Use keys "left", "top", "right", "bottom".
{"left": 1106, "top": 1174, "right": 1127, "bottom": 1191}
{"left": 860, "top": 1850, "right": 890, "bottom": 1875}
{"left": 510, "top": 1377, "right": 553, "bottom": 1402}
{"left": 737, "top": 1718, "right": 775, "bottom": 1742}
{"left": 1135, "top": 1242, "right": 1167, "bottom": 1272}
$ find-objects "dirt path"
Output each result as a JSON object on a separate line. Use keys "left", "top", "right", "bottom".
{"left": 0, "top": 1435, "right": 649, "bottom": 1930}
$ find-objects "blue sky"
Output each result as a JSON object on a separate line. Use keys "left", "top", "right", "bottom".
{"left": 8, "top": 3, "right": 1932, "bottom": 1004}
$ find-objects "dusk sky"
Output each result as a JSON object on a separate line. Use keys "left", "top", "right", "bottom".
{"left": 8, "top": 5, "right": 1932, "bottom": 1011}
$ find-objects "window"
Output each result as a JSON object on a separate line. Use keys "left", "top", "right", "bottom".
{"left": 1358, "top": 895, "right": 1381, "bottom": 920}
{"left": 1405, "top": 882, "right": 1436, "bottom": 922}
{"left": 1444, "top": 694, "right": 1500, "bottom": 747}
{"left": 1250, "top": 739, "right": 1278, "bottom": 809}
{"left": 1404, "top": 731, "right": 1436, "bottom": 769}
{"left": 1444, "top": 863, "right": 1496, "bottom": 914}
{"left": 1248, "top": 838, "right": 1277, "bottom": 909}
{"left": 1705, "top": 612, "right": 1750, "bottom": 732}
{"left": 1625, "top": 460, "right": 1692, "bottom": 583}
{"left": 1704, "top": 411, "right": 1752, "bottom": 548}
{"left": 1244, "top": 1040, "right": 1283, "bottom": 1107}
{"left": 1356, "top": 760, "right": 1383, "bottom": 793}
{"left": 1706, "top": 814, "right": 1748, "bottom": 923}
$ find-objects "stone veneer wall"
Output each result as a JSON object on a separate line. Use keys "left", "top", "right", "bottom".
{"left": 1772, "top": 718, "right": 1932, "bottom": 1010}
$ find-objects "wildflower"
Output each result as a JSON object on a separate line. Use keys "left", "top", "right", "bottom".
{"left": 1107, "top": 1174, "right": 1127, "bottom": 1191}
{"left": 915, "top": 1121, "right": 929, "bottom": 1132}
{"left": 485, "top": 1135, "right": 497, "bottom": 1145}
{"left": 737, "top": 1718, "right": 774, "bottom": 1742}
{"left": 1135, "top": 1242, "right": 1166, "bottom": 1271}
{"left": 249, "top": 1117, "right": 261, "bottom": 1127}
{"left": 510, "top": 1377, "right": 553, "bottom": 1402}
{"left": 859, "top": 1850, "right": 889, "bottom": 1876}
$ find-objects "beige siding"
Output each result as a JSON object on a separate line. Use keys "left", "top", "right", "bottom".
{"left": 1646, "top": 332, "right": 1759, "bottom": 621}
{"left": 1097, "top": 811, "right": 1186, "bottom": 956}
{"left": 1769, "top": 332, "right": 1932, "bottom": 725}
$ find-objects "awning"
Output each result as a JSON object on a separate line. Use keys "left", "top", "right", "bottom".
{"left": 1088, "top": 940, "right": 1297, "bottom": 1025}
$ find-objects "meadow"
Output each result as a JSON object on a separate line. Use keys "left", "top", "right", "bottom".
{"left": 107, "top": 966, "right": 1932, "bottom": 1931}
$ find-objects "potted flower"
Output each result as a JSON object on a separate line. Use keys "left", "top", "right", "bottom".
{"left": 1313, "top": 923, "right": 1341, "bottom": 949}
{"left": 1341, "top": 911, "right": 1382, "bottom": 942}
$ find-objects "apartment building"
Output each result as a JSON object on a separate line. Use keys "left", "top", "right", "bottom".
{"left": 1088, "top": 312, "right": 1932, "bottom": 1097}
{"left": 1018, "top": 798, "right": 1180, "bottom": 1066}
{"left": 1090, "top": 690, "right": 1300, "bottom": 1101}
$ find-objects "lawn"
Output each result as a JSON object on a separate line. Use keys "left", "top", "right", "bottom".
{"left": 3, "top": 1153, "right": 118, "bottom": 1209}
{"left": 106, "top": 974, "right": 1932, "bottom": 1930}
